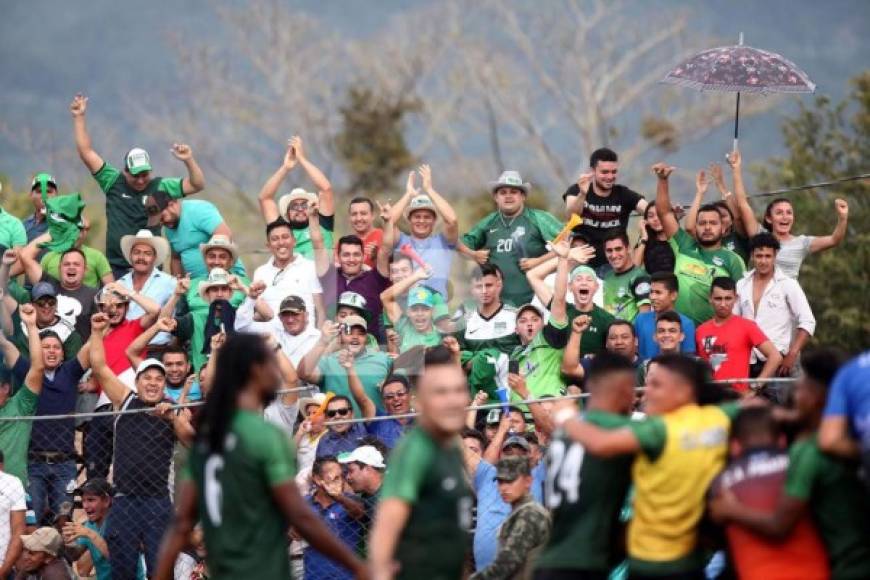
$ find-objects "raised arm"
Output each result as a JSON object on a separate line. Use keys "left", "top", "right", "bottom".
{"left": 380, "top": 268, "right": 431, "bottom": 325}
{"left": 549, "top": 241, "right": 572, "bottom": 325}
{"left": 159, "top": 277, "right": 189, "bottom": 320}
{"left": 70, "top": 94, "right": 105, "bottom": 174}
{"left": 88, "top": 313, "right": 133, "bottom": 407}
{"left": 565, "top": 172, "right": 592, "bottom": 215}
{"left": 554, "top": 401, "right": 641, "bottom": 457}
{"left": 257, "top": 143, "right": 296, "bottom": 224}
{"left": 809, "top": 199, "right": 849, "bottom": 253}
{"left": 727, "top": 150, "right": 761, "bottom": 237}
{"left": 19, "top": 304, "right": 44, "bottom": 396}
{"left": 483, "top": 413, "right": 512, "bottom": 464}
{"left": 107, "top": 282, "right": 160, "bottom": 327}
{"left": 711, "top": 161, "right": 745, "bottom": 235}
{"left": 338, "top": 350, "right": 376, "bottom": 419}
{"left": 169, "top": 143, "right": 205, "bottom": 195}
{"left": 388, "top": 172, "right": 418, "bottom": 227}
{"left": 561, "top": 316, "right": 589, "bottom": 380}
{"left": 308, "top": 205, "right": 332, "bottom": 278}
{"left": 126, "top": 318, "right": 177, "bottom": 369}
{"left": 526, "top": 257, "right": 559, "bottom": 306}
{"left": 652, "top": 163, "right": 679, "bottom": 239}
{"left": 419, "top": 164, "right": 459, "bottom": 243}
{"left": 291, "top": 136, "right": 334, "bottom": 217}
{"left": 296, "top": 321, "right": 338, "bottom": 385}
{"left": 684, "top": 169, "right": 708, "bottom": 237}
{"left": 0, "top": 318, "right": 21, "bottom": 370}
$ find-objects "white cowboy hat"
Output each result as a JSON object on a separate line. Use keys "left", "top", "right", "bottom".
{"left": 488, "top": 170, "right": 530, "bottom": 194}
{"left": 120, "top": 229, "right": 170, "bottom": 267}
{"left": 198, "top": 268, "right": 233, "bottom": 299}
{"left": 199, "top": 234, "right": 239, "bottom": 263}
{"left": 278, "top": 188, "right": 318, "bottom": 218}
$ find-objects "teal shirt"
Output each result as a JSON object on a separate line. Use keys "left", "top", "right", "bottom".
{"left": 317, "top": 349, "right": 392, "bottom": 416}
{"left": 163, "top": 200, "right": 246, "bottom": 279}
{"left": 0, "top": 208, "right": 27, "bottom": 249}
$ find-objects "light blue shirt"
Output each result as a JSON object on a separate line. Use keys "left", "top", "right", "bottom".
{"left": 119, "top": 268, "right": 177, "bottom": 345}
{"left": 634, "top": 310, "right": 696, "bottom": 361}
{"left": 165, "top": 381, "right": 202, "bottom": 402}
{"left": 395, "top": 232, "right": 455, "bottom": 297}
{"left": 163, "top": 200, "right": 245, "bottom": 279}
{"left": 473, "top": 458, "right": 545, "bottom": 570}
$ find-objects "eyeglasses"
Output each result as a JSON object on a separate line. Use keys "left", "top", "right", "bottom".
{"left": 326, "top": 408, "right": 351, "bottom": 418}
{"left": 382, "top": 391, "right": 408, "bottom": 401}
{"left": 288, "top": 202, "right": 309, "bottom": 211}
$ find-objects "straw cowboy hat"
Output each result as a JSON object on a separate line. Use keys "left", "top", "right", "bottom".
{"left": 278, "top": 188, "right": 318, "bottom": 217}
{"left": 198, "top": 268, "right": 233, "bottom": 299}
{"left": 199, "top": 234, "right": 239, "bottom": 263}
{"left": 120, "top": 229, "right": 170, "bottom": 267}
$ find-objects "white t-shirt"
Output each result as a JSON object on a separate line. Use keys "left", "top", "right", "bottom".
{"left": 763, "top": 231, "right": 813, "bottom": 279}
{"left": 252, "top": 255, "right": 322, "bottom": 331}
{"left": 0, "top": 471, "right": 25, "bottom": 567}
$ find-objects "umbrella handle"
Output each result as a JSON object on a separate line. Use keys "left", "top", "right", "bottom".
{"left": 733, "top": 91, "right": 741, "bottom": 152}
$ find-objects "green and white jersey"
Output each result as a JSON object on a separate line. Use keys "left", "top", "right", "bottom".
{"left": 458, "top": 304, "right": 521, "bottom": 355}
{"left": 92, "top": 162, "right": 184, "bottom": 270}
{"left": 603, "top": 266, "right": 651, "bottom": 323}
{"left": 381, "top": 427, "right": 473, "bottom": 580}
{"left": 462, "top": 208, "right": 563, "bottom": 306}
{"left": 182, "top": 410, "right": 297, "bottom": 580}
{"left": 536, "top": 411, "right": 634, "bottom": 573}
{"left": 511, "top": 319, "right": 570, "bottom": 402}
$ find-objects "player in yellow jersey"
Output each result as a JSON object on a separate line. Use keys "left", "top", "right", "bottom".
{"left": 552, "top": 353, "right": 740, "bottom": 579}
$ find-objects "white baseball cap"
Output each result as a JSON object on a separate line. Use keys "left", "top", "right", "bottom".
{"left": 338, "top": 445, "right": 385, "bottom": 469}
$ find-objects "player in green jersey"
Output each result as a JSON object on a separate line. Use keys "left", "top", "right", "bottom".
{"left": 535, "top": 352, "right": 637, "bottom": 579}
{"left": 155, "top": 333, "right": 367, "bottom": 580}
{"left": 369, "top": 345, "right": 473, "bottom": 580}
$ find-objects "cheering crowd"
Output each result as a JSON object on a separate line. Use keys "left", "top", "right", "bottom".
{"left": 0, "top": 91, "right": 863, "bottom": 580}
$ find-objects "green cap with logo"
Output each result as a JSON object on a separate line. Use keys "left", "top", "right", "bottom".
{"left": 125, "top": 148, "right": 152, "bottom": 175}
{"left": 407, "top": 285, "right": 436, "bottom": 309}
{"left": 494, "top": 456, "right": 532, "bottom": 482}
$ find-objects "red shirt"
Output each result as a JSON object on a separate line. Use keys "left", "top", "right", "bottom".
{"left": 334, "top": 228, "right": 383, "bottom": 269}
{"left": 695, "top": 315, "right": 768, "bottom": 391}
{"left": 104, "top": 318, "right": 146, "bottom": 376}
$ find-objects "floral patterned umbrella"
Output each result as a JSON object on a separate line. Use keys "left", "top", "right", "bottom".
{"left": 661, "top": 34, "right": 815, "bottom": 148}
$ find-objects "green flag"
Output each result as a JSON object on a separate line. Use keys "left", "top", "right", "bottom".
{"left": 40, "top": 193, "right": 85, "bottom": 253}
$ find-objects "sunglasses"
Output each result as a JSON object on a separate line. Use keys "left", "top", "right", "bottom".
{"left": 326, "top": 408, "right": 351, "bottom": 418}
{"left": 288, "top": 202, "right": 309, "bottom": 211}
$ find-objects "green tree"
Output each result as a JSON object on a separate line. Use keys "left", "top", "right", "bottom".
{"left": 752, "top": 72, "right": 870, "bottom": 353}
{"left": 334, "top": 86, "right": 420, "bottom": 196}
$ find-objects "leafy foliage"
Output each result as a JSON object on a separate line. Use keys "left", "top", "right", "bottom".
{"left": 752, "top": 72, "right": 870, "bottom": 353}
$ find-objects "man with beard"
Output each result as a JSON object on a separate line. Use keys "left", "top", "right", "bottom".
{"left": 460, "top": 171, "right": 562, "bottom": 307}
{"left": 12, "top": 247, "right": 98, "bottom": 340}
{"left": 340, "top": 445, "right": 386, "bottom": 529}
{"left": 146, "top": 192, "right": 243, "bottom": 280}
{"left": 89, "top": 312, "right": 194, "bottom": 579}
{"left": 653, "top": 163, "right": 745, "bottom": 325}
{"left": 117, "top": 230, "right": 177, "bottom": 347}
{"left": 299, "top": 315, "right": 391, "bottom": 417}
{"left": 257, "top": 136, "right": 336, "bottom": 259}
{"left": 386, "top": 165, "right": 459, "bottom": 298}
{"left": 564, "top": 148, "right": 648, "bottom": 271}
{"left": 70, "top": 93, "right": 205, "bottom": 280}
{"left": 369, "top": 346, "right": 473, "bottom": 580}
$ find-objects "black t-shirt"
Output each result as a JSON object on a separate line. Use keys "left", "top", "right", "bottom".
{"left": 114, "top": 395, "right": 176, "bottom": 497}
{"left": 563, "top": 183, "right": 644, "bottom": 268}
{"left": 42, "top": 273, "right": 98, "bottom": 340}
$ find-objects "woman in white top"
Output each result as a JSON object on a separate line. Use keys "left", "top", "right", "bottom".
{"left": 729, "top": 149, "right": 849, "bottom": 278}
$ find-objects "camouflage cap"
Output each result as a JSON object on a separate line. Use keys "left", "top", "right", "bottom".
{"left": 494, "top": 456, "right": 531, "bottom": 482}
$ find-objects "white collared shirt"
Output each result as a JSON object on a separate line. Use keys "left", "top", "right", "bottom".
{"left": 735, "top": 268, "right": 816, "bottom": 356}
{"left": 252, "top": 254, "right": 322, "bottom": 331}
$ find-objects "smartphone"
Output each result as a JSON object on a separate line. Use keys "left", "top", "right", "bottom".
{"left": 508, "top": 360, "right": 520, "bottom": 375}
{"left": 339, "top": 323, "right": 350, "bottom": 335}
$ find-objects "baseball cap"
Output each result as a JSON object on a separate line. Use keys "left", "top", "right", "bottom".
{"left": 407, "top": 285, "right": 435, "bottom": 309}
{"left": 21, "top": 527, "right": 63, "bottom": 557}
{"left": 501, "top": 434, "right": 531, "bottom": 452}
{"left": 338, "top": 445, "right": 386, "bottom": 469}
{"left": 31, "top": 281, "right": 57, "bottom": 301}
{"left": 136, "top": 358, "right": 166, "bottom": 378}
{"left": 30, "top": 173, "right": 58, "bottom": 191}
{"left": 570, "top": 265, "right": 597, "bottom": 281}
{"left": 494, "top": 456, "right": 531, "bottom": 482}
{"left": 516, "top": 303, "right": 544, "bottom": 319}
{"left": 337, "top": 291, "right": 367, "bottom": 312}
{"left": 279, "top": 295, "right": 306, "bottom": 314}
{"left": 125, "top": 148, "right": 152, "bottom": 175}
{"left": 485, "top": 409, "right": 502, "bottom": 424}
{"left": 143, "top": 190, "right": 173, "bottom": 227}
{"left": 342, "top": 315, "right": 368, "bottom": 332}
{"left": 76, "top": 477, "right": 113, "bottom": 497}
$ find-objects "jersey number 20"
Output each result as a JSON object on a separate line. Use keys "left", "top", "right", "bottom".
{"left": 545, "top": 440, "right": 584, "bottom": 509}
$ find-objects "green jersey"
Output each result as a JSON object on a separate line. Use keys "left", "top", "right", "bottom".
{"left": 565, "top": 304, "right": 615, "bottom": 356}
{"left": 785, "top": 435, "right": 870, "bottom": 580}
{"left": 293, "top": 224, "right": 334, "bottom": 260}
{"left": 670, "top": 229, "right": 745, "bottom": 325}
{"left": 462, "top": 208, "right": 563, "bottom": 306}
{"left": 511, "top": 319, "right": 569, "bottom": 403}
{"left": 381, "top": 427, "right": 473, "bottom": 580}
{"left": 603, "top": 266, "right": 651, "bottom": 322}
{"left": 92, "top": 162, "right": 184, "bottom": 270}
{"left": 536, "top": 411, "right": 633, "bottom": 572}
{"left": 395, "top": 317, "right": 442, "bottom": 352}
{"left": 0, "top": 386, "right": 38, "bottom": 484}
{"left": 183, "top": 410, "right": 297, "bottom": 580}
{"left": 722, "top": 231, "right": 750, "bottom": 263}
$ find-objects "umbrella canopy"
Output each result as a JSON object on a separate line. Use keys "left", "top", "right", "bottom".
{"left": 661, "top": 44, "right": 816, "bottom": 94}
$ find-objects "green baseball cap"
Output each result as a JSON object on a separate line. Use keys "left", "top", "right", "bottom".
{"left": 30, "top": 173, "right": 58, "bottom": 192}
{"left": 407, "top": 285, "right": 435, "bottom": 309}
{"left": 125, "top": 148, "right": 152, "bottom": 175}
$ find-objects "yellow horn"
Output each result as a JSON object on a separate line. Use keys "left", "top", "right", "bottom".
{"left": 552, "top": 214, "right": 583, "bottom": 245}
